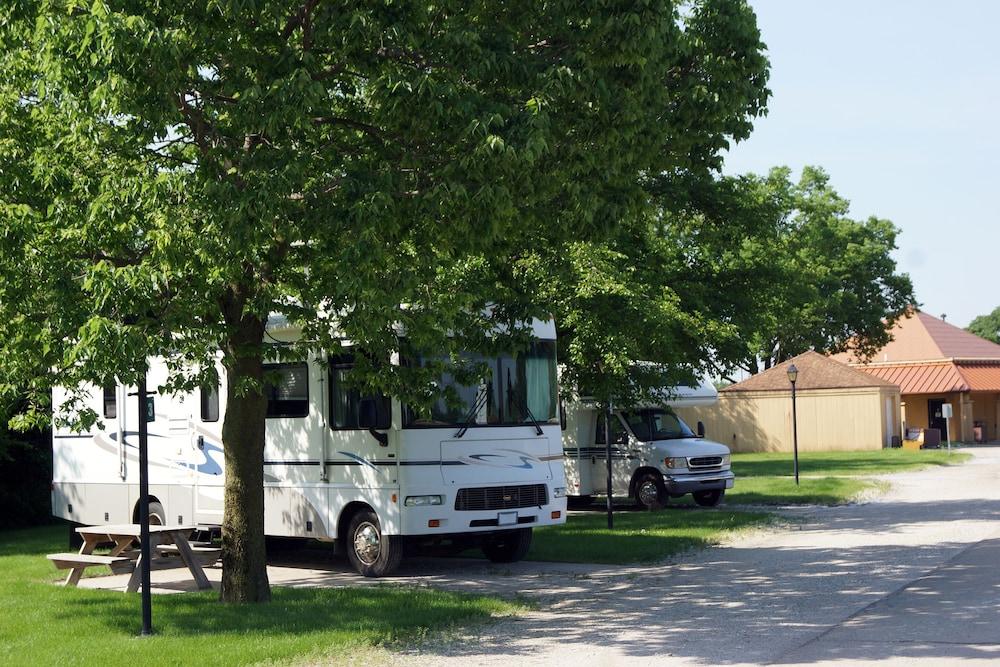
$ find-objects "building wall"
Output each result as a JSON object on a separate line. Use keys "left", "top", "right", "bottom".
{"left": 970, "top": 392, "right": 999, "bottom": 441}
{"left": 676, "top": 387, "right": 899, "bottom": 453}
{"left": 901, "top": 392, "right": 969, "bottom": 442}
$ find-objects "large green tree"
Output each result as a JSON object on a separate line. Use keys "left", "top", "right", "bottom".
{"left": 700, "top": 166, "right": 915, "bottom": 377}
{"left": 0, "top": 1, "right": 770, "bottom": 602}
{"left": 968, "top": 307, "right": 1000, "bottom": 344}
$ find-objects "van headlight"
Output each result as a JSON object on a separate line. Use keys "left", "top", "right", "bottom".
{"left": 552, "top": 487, "right": 567, "bottom": 498}
{"left": 721, "top": 454, "right": 731, "bottom": 466}
{"left": 404, "top": 495, "right": 444, "bottom": 507}
{"left": 664, "top": 457, "right": 687, "bottom": 469}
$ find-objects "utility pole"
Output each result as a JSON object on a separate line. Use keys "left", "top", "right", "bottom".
{"left": 605, "top": 402, "right": 614, "bottom": 530}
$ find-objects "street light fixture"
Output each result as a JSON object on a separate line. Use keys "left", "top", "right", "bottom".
{"left": 787, "top": 363, "right": 799, "bottom": 485}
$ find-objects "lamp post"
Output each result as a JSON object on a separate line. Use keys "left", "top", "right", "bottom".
{"left": 787, "top": 363, "right": 799, "bottom": 486}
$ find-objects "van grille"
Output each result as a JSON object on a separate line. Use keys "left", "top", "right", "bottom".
{"left": 689, "top": 456, "right": 723, "bottom": 468}
{"left": 454, "top": 484, "right": 548, "bottom": 511}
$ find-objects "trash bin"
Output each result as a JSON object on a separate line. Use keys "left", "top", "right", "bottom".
{"left": 974, "top": 420, "right": 985, "bottom": 443}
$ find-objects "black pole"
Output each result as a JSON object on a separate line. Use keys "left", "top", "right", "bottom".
{"left": 791, "top": 380, "right": 799, "bottom": 486}
{"left": 137, "top": 373, "right": 153, "bottom": 635}
{"left": 605, "top": 403, "right": 613, "bottom": 530}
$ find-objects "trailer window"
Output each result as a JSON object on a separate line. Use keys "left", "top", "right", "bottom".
{"left": 103, "top": 384, "right": 117, "bottom": 419}
{"left": 200, "top": 382, "right": 220, "bottom": 422}
{"left": 328, "top": 352, "right": 390, "bottom": 429}
{"left": 263, "top": 363, "right": 309, "bottom": 418}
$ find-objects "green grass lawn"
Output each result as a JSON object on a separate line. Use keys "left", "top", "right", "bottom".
{"left": 0, "top": 525, "right": 522, "bottom": 666}
{"left": 703, "top": 449, "right": 972, "bottom": 506}
{"left": 528, "top": 508, "right": 771, "bottom": 564}
{"left": 731, "top": 449, "right": 971, "bottom": 478}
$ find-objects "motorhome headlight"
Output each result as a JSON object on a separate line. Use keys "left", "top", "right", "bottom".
{"left": 404, "top": 495, "right": 444, "bottom": 507}
{"left": 664, "top": 457, "right": 687, "bottom": 469}
{"left": 552, "top": 487, "right": 567, "bottom": 498}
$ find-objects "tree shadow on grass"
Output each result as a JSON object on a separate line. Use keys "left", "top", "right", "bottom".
{"left": 54, "top": 585, "right": 509, "bottom": 640}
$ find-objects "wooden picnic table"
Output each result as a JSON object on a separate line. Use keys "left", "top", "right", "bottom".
{"left": 58, "top": 524, "right": 213, "bottom": 592}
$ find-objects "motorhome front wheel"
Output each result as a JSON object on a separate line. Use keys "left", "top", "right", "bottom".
{"left": 346, "top": 509, "right": 403, "bottom": 577}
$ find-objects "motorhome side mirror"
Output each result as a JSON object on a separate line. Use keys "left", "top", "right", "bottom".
{"left": 697, "top": 421, "right": 706, "bottom": 438}
{"left": 358, "top": 398, "right": 378, "bottom": 429}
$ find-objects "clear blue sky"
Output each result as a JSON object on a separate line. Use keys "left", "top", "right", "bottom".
{"left": 723, "top": 0, "right": 1000, "bottom": 328}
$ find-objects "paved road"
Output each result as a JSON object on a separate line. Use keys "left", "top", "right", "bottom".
{"left": 388, "top": 448, "right": 1000, "bottom": 666}
{"left": 81, "top": 448, "right": 1000, "bottom": 665}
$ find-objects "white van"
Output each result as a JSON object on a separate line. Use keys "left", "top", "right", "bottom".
{"left": 562, "top": 385, "right": 734, "bottom": 509}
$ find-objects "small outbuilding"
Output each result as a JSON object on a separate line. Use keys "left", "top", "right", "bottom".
{"left": 675, "top": 351, "right": 902, "bottom": 453}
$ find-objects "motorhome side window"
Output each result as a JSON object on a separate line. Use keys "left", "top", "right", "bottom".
{"left": 200, "top": 382, "right": 220, "bottom": 422}
{"left": 328, "top": 352, "right": 390, "bottom": 429}
{"left": 102, "top": 384, "right": 116, "bottom": 419}
{"left": 263, "top": 363, "right": 309, "bottom": 418}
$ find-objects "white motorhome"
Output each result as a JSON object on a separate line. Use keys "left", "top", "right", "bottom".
{"left": 51, "top": 318, "right": 567, "bottom": 576}
{"left": 562, "top": 384, "right": 734, "bottom": 509}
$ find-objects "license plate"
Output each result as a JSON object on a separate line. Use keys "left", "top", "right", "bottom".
{"left": 726, "top": 479, "right": 735, "bottom": 489}
{"left": 498, "top": 511, "right": 518, "bottom": 526}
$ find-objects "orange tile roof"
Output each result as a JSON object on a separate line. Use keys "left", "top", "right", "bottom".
{"left": 957, "top": 363, "right": 1000, "bottom": 392}
{"left": 722, "top": 351, "right": 898, "bottom": 393}
{"left": 853, "top": 361, "right": 1000, "bottom": 394}
{"left": 859, "top": 363, "right": 968, "bottom": 394}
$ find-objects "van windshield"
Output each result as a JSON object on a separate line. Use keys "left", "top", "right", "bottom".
{"left": 620, "top": 408, "right": 694, "bottom": 441}
{"left": 402, "top": 341, "right": 558, "bottom": 428}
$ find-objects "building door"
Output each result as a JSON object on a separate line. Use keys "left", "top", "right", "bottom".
{"left": 928, "top": 399, "right": 947, "bottom": 436}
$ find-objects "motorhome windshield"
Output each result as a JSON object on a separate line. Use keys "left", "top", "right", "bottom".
{"left": 621, "top": 408, "right": 694, "bottom": 441}
{"left": 403, "top": 341, "right": 558, "bottom": 428}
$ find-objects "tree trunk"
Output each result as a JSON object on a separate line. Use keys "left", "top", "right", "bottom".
{"left": 219, "top": 314, "right": 271, "bottom": 603}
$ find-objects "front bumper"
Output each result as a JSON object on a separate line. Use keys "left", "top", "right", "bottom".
{"left": 664, "top": 470, "right": 735, "bottom": 495}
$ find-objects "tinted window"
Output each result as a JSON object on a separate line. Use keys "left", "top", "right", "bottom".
{"left": 594, "top": 412, "right": 627, "bottom": 445}
{"left": 329, "top": 352, "right": 391, "bottom": 429}
{"left": 620, "top": 408, "right": 693, "bottom": 441}
{"left": 201, "top": 383, "right": 220, "bottom": 422}
{"left": 103, "top": 384, "right": 117, "bottom": 419}
{"left": 264, "top": 363, "right": 309, "bottom": 418}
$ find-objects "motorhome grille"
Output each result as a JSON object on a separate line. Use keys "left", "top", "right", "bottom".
{"left": 689, "top": 456, "right": 723, "bottom": 467}
{"left": 454, "top": 485, "right": 548, "bottom": 511}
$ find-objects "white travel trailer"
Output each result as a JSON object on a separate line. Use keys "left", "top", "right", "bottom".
{"left": 51, "top": 317, "right": 567, "bottom": 576}
{"left": 562, "top": 384, "right": 734, "bottom": 509}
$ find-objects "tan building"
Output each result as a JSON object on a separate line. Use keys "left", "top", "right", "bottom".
{"left": 833, "top": 311, "right": 1000, "bottom": 443}
{"left": 676, "top": 351, "right": 901, "bottom": 453}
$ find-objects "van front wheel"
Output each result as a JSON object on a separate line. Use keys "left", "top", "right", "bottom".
{"left": 635, "top": 472, "right": 667, "bottom": 510}
{"left": 346, "top": 509, "right": 403, "bottom": 577}
{"left": 482, "top": 528, "right": 532, "bottom": 563}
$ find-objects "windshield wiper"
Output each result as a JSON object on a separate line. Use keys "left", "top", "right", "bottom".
{"left": 454, "top": 385, "right": 489, "bottom": 438}
{"left": 506, "top": 369, "right": 544, "bottom": 436}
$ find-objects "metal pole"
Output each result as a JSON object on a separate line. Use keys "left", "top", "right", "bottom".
{"left": 137, "top": 373, "right": 153, "bottom": 635}
{"left": 605, "top": 403, "right": 613, "bottom": 530}
{"left": 791, "top": 380, "right": 799, "bottom": 486}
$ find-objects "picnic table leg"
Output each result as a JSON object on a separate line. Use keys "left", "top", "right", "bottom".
{"left": 125, "top": 535, "right": 161, "bottom": 593}
{"left": 172, "top": 534, "right": 212, "bottom": 590}
{"left": 65, "top": 534, "right": 100, "bottom": 587}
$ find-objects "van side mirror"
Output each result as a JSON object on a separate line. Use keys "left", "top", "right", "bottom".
{"left": 697, "top": 421, "right": 705, "bottom": 438}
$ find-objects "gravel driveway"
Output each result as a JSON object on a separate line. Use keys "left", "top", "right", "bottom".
{"left": 385, "top": 447, "right": 1000, "bottom": 666}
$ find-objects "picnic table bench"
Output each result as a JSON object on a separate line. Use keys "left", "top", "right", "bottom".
{"left": 48, "top": 524, "right": 213, "bottom": 592}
